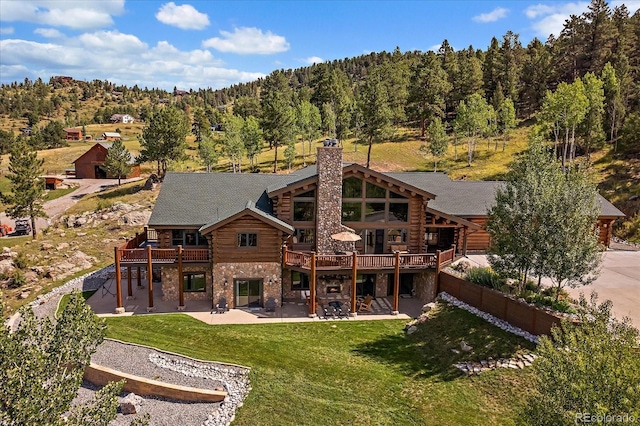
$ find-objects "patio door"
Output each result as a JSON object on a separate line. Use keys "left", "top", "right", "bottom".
{"left": 235, "top": 279, "right": 262, "bottom": 307}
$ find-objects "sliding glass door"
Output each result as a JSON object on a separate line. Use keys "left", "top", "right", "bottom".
{"left": 234, "top": 279, "right": 262, "bottom": 307}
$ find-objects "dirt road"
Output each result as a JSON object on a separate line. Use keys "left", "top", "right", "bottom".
{"left": 0, "top": 177, "right": 143, "bottom": 236}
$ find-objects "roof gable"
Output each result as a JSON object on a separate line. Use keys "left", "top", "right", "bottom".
{"left": 72, "top": 143, "right": 108, "bottom": 164}
{"left": 199, "top": 201, "right": 294, "bottom": 234}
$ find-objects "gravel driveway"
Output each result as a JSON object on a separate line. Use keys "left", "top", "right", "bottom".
{"left": 1, "top": 177, "right": 142, "bottom": 234}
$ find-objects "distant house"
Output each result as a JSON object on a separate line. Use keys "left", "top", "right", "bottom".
{"left": 64, "top": 128, "right": 83, "bottom": 141}
{"left": 110, "top": 114, "right": 135, "bottom": 124}
{"left": 102, "top": 132, "right": 121, "bottom": 141}
{"left": 20, "top": 126, "right": 32, "bottom": 136}
{"left": 173, "top": 89, "right": 189, "bottom": 96}
{"left": 158, "top": 98, "right": 170, "bottom": 104}
{"left": 42, "top": 176, "right": 64, "bottom": 190}
{"left": 72, "top": 142, "right": 140, "bottom": 179}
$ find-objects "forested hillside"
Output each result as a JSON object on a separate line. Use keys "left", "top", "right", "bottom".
{"left": 0, "top": 0, "right": 638, "bottom": 241}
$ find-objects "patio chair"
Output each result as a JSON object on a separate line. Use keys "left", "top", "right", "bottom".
{"left": 215, "top": 297, "right": 228, "bottom": 314}
{"left": 357, "top": 295, "right": 373, "bottom": 313}
{"left": 265, "top": 297, "right": 277, "bottom": 312}
{"left": 337, "top": 304, "right": 351, "bottom": 319}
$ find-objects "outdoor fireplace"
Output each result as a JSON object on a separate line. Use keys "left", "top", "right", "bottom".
{"left": 326, "top": 285, "right": 341, "bottom": 294}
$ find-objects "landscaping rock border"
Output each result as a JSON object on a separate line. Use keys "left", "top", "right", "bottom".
{"left": 438, "top": 291, "right": 539, "bottom": 344}
{"left": 454, "top": 353, "right": 538, "bottom": 376}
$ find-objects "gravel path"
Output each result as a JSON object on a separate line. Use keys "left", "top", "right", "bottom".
{"left": 8, "top": 265, "right": 252, "bottom": 426}
{"left": 74, "top": 339, "right": 251, "bottom": 426}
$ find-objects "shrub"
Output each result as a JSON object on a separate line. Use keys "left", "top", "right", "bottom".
{"left": 9, "top": 270, "right": 26, "bottom": 288}
{"left": 13, "top": 252, "right": 31, "bottom": 270}
{"left": 465, "top": 267, "right": 505, "bottom": 290}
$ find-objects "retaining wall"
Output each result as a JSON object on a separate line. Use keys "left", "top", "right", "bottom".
{"left": 438, "top": 271, "right": 564, "bottom": 336}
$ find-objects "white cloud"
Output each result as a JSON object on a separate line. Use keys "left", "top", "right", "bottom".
{"left": 203, "top": 27, "right": 289, "bottom": 54}
{"left": 0, "top": 26, "right": 14, "bottom": 35}
{"left": 34, "top": 28, "right": 63, "bottom": 38}
{"left": 524, "top": 2, "right": 590, "bottom": 38}
{"left": 0, "top": 0, "right": 124, "bottom": 30}
{"left": 155, "top": 2, "right": 209, "bottom": 30}
{"left": 0, "top": 32, "right": 263, "bottom": 90}
{"left": 303, "top": 56, "right": 323, "bottom": 65}
{"left": 472, "top": 7, "right": 509, "bottom": 23}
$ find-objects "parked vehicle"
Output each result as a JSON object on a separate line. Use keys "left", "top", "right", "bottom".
{"left": 0, "top": 222, "right": 12, "bottom": 237}
{"left": 14, "top": 219, "right": 31, "bottom": 236}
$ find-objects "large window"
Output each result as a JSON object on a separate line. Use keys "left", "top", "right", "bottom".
{"left": 293, "top": 201, "right": 315, "bottom": 221}
{"left": 342, "top": 177, "right": 362, "bottom": 198}
{"left": 293, "top": 229, "right": 315, "bottom": 245}
{"left": 341, "top": 177, "right": 409, "bottom": 224}
{"left": 342, "top": 202, "right": 362, "bottom": 222}
{"left": 172, "top": 229, "right": 208, "bottom": 246}
{"left": 183, "top": 273, "right": 206, "bottom": 292}
{"left": 389, "top": 203, "right": 408, "bottom": 222}
{"left": 292, "top": 271, "right": 310, "bottom": 290}
{"left": 237, "top": 233, "right": 257, "bottom": 247}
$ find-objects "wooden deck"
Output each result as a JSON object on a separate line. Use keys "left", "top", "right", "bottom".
{"left": 117, "top": 228, "right": 210, "bottom": 264}
{"left": 284, "top": 250, "right": 438, "bottom": 271}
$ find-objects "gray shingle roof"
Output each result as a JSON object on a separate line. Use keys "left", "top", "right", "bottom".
{"left": 150, "top": 168, "right": 624, "bottom": 228}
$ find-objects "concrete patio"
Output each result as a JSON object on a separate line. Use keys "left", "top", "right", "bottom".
{"left": 87, "top": 277, "right": 424, "bottom": 325}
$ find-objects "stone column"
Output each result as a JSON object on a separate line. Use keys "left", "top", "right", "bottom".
{"left": 315, "top": 146, "right": 343, "bottom": 255}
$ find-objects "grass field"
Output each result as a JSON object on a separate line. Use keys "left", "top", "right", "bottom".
{"left": 106, "top": 303, "right": 535, "bottom": 425}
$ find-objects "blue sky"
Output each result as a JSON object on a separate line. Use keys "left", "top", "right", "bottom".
{"left": 1, "top": 1, "right": 639, "bottom": 91}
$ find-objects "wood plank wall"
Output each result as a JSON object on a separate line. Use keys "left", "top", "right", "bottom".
{"left": 212, "top": 215, "right": 283, "bottom": 263}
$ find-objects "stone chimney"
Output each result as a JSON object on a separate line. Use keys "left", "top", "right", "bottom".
{"left": 315, "top": 140, "right": 344, "bottom": 254}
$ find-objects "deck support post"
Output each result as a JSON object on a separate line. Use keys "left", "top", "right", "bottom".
{"left": 178, "top": 245, "right": 185, "bottom": 310}
{"left": 462, "top": 227, "right": 468, "bottom": 256}
{"left": 126, "top": 267, "right": 133, "bottom": 299}
{"left": 114, "top": 247, "right": 125, "bottom": 314}
{"left": 350, "top": 251, "right": 358, "bottom": 317}
{"left": 146, "top": 245, "right": 155, "bottom": 312}
{"left": 434, "top": 250, "right": 441, "bottom": 301}
{"left": 392, "top": 251, "right": 400, "bottom": 315}
{"left": 309, "top": 252, "right": 317, "bottom": 317}
{"left": 137, "top": 266, "right": 142, "bottom": 288}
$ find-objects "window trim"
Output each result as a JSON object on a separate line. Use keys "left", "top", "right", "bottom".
{"left": 237, "top": 232, "right": 258, "bottom": 248}
{"left": 183, "top": 272, "right": 206, "bottom": 292}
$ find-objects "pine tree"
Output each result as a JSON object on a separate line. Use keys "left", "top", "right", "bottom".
{"left": 357, "top": 67, "right": 393, "bottom": 168}
{"left": 103, "top": 139, "right": 132, "bottom": 185}
{"left": 0, "top": 137, "right": 47, "bottom": 239}
{"left": 260, "top": 70, "right": 295, "bottom": 173}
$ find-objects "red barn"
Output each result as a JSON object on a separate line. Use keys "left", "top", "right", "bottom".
{"left": 72, "top": 143, "right": 140, "bottom": 179}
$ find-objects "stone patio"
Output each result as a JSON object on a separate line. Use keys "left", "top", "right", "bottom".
{"left": 88, "top": 277, "right": 424, "bottom": 325}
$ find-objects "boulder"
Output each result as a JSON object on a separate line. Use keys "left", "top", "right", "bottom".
{"left": 56, "top": 242, "right": 69, "bottom": 250}
{"left": 421, "top": 302, "right": 437, "bottom": 313}
{"left": 119, "top": 393, "right": 143, "bottom": 415}
{"left": 74, "top": 217, "right": 87, "bottom": 227}
{"left": 406, "top": 325, "right": 417, "bottom": 334}
{"left": 40, "top": 242, "right": 54, "bottom": 251}
{"left": 0, "top": 259, "right": 15, "bottom": 275}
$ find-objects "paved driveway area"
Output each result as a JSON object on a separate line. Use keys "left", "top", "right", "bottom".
{"left": 464, "top": 245, "right": 640, "bottom": 329}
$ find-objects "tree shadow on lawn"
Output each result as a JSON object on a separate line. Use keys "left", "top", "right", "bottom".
{"left": 353, "top": 304, "right": 536, "bottom": 382}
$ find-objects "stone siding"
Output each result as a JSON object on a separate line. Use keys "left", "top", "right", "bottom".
{"left": 414, "top": 270, "right": 437, "bottom": 303}
{"left": 161, "top": 265, "right": 212, "bottom": 304}
{"left": 212, "top": 262, "right": 281, "bottom": 309}
{"left": 316, "top": 147, "right": 345, "bottom": 254}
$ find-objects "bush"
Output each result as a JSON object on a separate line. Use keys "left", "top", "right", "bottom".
{"left": 9, "top": 270, "right": 26, "bottom": 288}
{"left": 465, "top": 267, "right": 505, "bottom": 290}
{"left": 13, "top": 252, "right": 31, "bottom": 270}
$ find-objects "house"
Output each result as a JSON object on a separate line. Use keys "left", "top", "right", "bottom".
{"left": 64, "top": 128, "right": 83, "bottom": 141}
{"left": 110, "top": 114, "right": 135, "bottom": 124}
{"left": 111, "top": 145, "right": 624, "bottom": 315}
{"left": 72, "top": 142, "right": 140, "bottom": 179}
{"left": 102, "top": 132, "right": 121, "bottom": 141}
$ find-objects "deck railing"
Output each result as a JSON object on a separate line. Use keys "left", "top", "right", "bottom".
{"left": 284, "top": 250, "right": 442, "bottom": 271}
{"left": 118, "top": 229, "right": 210, "bottom": 264}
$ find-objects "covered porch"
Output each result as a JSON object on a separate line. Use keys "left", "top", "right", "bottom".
{"left": 283, "top": 246, "right": 456, "bottom": 317}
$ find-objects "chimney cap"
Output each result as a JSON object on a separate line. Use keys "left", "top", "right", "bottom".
{"left": 322, "top": 138, "right": 338, "bottom": 147}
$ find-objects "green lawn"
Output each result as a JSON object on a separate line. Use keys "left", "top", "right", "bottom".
{"left": 106, "top": 304, "right": 535, "bottom": 425}
{"left": 56, "top": 290, "right": 97, "bottom": 318}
